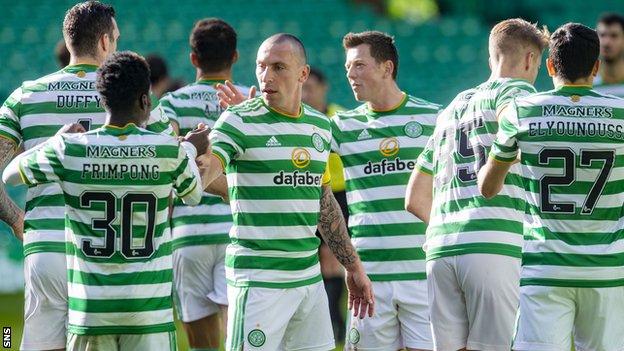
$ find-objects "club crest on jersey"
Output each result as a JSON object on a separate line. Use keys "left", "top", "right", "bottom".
{"left": 248, "top": 329, "right": 266, "bottom": 347}
{"left": 291, "top": 148, "right": 311, "bottom": 168}
{"left": 571, "top": 95, "right": 581, "bottom": 102}
{"left": 379, "top": 137, "right": 399, "bottom": 157}
{"left": 76, "top": 70, "right": 86, "bottom": 78}
{"left": 348, "top": 327, "right": 360, "bottom": 344}
{"left": 311, "top": 133, "right": 325, "bottom": 152}
{"left": 404, "top": 121, "right": 423, "bottom": 138}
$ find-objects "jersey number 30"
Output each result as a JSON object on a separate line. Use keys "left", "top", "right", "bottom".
{"left": 79, "top": 191, "right": 157, "bottom": 259}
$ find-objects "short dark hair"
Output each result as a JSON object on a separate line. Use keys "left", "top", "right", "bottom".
{"left": 598, "top": 13, "right": 624, "bottom": 32}
{"left": 63, "top": 1, "right": 116, "bottom": 57}
{"left": 308, "top": 67, "right": 327, "bottom": 85}
{"left": 145, "top": 54, "right": 169, "bottom": 85}
{"left": 343, "top": 31, "right": 399, "bottom": 79}
{"left": 55, "top": 40, "right": 70, "bottom": 68}
{"left": 549, "top": 23, "right": 599, "bottom": 82}
{"left": 96, "top": 51, "right": 150, "bottom": 114}
{"left": 190, "top": 18, "right": 237, "bottom": 73}
{"left": 265, "top": 33, "right": 307, "bottom": 64}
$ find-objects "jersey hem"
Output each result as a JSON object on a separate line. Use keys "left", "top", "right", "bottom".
{"left": 67, "top": 322, "right": 176, "bottom": 335}
{"left": 226, "top": 274, "right": 322, "bottom": 289}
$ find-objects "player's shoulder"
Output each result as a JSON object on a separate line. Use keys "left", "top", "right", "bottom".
{"left": 405, "top": 94, "right": 443, "bottom": 112}
{"left": 17, "top": 69, "right": 74, "bottom": 94}
{"left": 225, "top": 97, "right": 266, "bottom": 116}
{"left": 334, "top": 103, "right": 368, "bottom": 120}
{"left": 303, "top": 103, "right": 329, "bottom": 121}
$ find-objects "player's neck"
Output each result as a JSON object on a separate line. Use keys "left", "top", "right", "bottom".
{"left": 196, "top": 69, "right": 232, "bottom": 82}
{"left": 599, "top": 58, "right": 624, "bottom": 84}
{"left": 68, "top": 55, "right": 101, "bottom": 67}
{"left": 490, "top": 61, "right": 529, "bottom": 82}
{"left": 367, "top": 84, "right": 404, "bottom": 112}
{"left": 553, "top": 76, "right": 593, "bottom": 88}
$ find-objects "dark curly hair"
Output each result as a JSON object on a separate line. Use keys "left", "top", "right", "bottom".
{"left": 190, "top": 18, "right": 237, "bottom": 73}
{"left": 549, "top": 23, "right": 599, "bottom": 82}
{"left": 63, "top": 1, "right": 116, "bottom": 57}
{"left": 96, "top": 51, "right": 150, "bottom": 114}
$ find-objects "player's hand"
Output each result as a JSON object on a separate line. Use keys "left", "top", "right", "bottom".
{"left": 183, "top": 124, "right": 210, "bottom": 156}
{"left": 56, "top": 122, "right": 86, "bottom": 135}
{"left": 345, "top": 265, "right": 375, "bottom": 319}
{"left": 216, "top": 80, "right": 256, "bottom": 108}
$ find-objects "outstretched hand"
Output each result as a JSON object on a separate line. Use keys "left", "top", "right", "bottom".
{"left": 216, "top": 80, "right": 256, "bottom": 109}
{"left": 182, "top": 123, "right": 211, "bottom": 156}
{"left": 56, "top": 122, "right": 86, "bottom": 135}
{"left": 346, "top": 267, "right": 375, "bottom": 319}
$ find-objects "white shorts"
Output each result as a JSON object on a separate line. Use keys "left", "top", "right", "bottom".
{"left": 345, "top": 280, "right": 433, "bottom": 351}
{"left": 67, "top": 331, "right": 177, "bottom": 351}
{"left": 172, "top": 244, "right": 227, "bottom": 322}
{"left": 226, "top": 281, "right": 334, "bottom": 350}
{"left": 20, "top": 252, "right": 67, "bottom": 351}
{"left": 426, "top": 254, "right": 521, "bottom": 351}
{"left": 514, "top": 285, "right": 624, "bottom": 351}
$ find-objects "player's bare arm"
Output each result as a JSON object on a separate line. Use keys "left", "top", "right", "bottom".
{"left": 405, "top": 169, "right": 433, "bottom": 224}
{"left": 204, "top": 174, "right": 229, "bottom": 202}
{"left": 0, "top": 138, "right": 23, "bottom": 240}
{"left": 318, "top": 184, "right": 374, "bottom": 319}
{"left": 477, "top": 158, "right": 513, "bottom": 199}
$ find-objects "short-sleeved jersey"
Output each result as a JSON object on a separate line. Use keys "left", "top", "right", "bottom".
{"left": 160, "top": 79, "right": 251, "bottom": 249}
{"left": 491, "top": 85, "right": 624, "bottom": 288}
{"left": 331, "top": 94, "right": 440, "bottom": 281}
{"left": 593, "top": 75, "right": 624, "bottom": 98}
{"left": 209, "top": 97, "right": 331, "bottom": 288}
{"left": 18, "top": 123, "right": 200, "bottom": 335}
{"left": 0, "top": 64, "right": 173, "bottom": 256}
{"left": 416, "top": 79, "right": 535, "bottom": 260}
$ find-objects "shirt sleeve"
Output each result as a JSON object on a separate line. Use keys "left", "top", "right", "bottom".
{"left": 209, "top": 110, "right": 246, "bottom": 167}
{"left": 159, "top": 93, "right": 178, "bottom": 126}
{"left": 329, "top": 116, "right": 340, "bottom": 153}
{"left": 0, "top": 87, "right": 24, "bottom": 148}
{"left": 18, "top": 135, "right": 65, "bottom": 186}
{"left": 146, "top": 93, "right": 175, "bottom": 136}
{"left": 172, "top": 143, "right": 202, "bottom": 205}
{"left": 490, "top": 99, "right": 521, "bottom": 163}
{"left": 415, "top": 135, "right": 435, "bottom": 175}
{"left": 496, "top": 81, "right": 536, "bottom": 112}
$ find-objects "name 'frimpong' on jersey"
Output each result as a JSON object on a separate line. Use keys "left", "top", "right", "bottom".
{"left": 209, "top": 97, "right": 331, "bottom": 288}
{"left": 160, "top": 79, "right": 252, "bottom": 249}
{"left": 0, "top": 64, "right": 173, "bottom": 257}
{"left": 331, "top": 93, "right": 440, "bottom": 281}
{"left": 491, "top": 85, "right": 624, "bottom": 288}
{"left": 416, "top": 79, "right": 535, "bottom": 260}
{"left": 17, "top": 124, "right": 200, "bottom": 335}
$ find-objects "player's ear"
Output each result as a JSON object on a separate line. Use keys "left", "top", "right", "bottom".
{"left": 592, "top": 60, "right": 600, "bottom": 77}
{"left": 190, "top": 52, "right": 198, "bottom": 68}
{"left": 300, "top": 64, "right": 310, "bottom": 83}
{"left": 232, "top": 50, "right": 239, "bottom": 65}
{"left": 140, "top": 93, "right": 151, "bottom": 112}
{"left": 546, "top": 58, "right": 556, "bottom": 77}
{"left": 384, "top": 60, "right": 394, "bottom": 79}
{"left": 525, "top": 51, "right": 534, "bottom": 71}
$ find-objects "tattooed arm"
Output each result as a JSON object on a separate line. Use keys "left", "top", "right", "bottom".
{"left": 0, "top": 138, "right": 23, "bottom": 240}
{"left": 318, "top": 184, "right": 374, "bottom": 318}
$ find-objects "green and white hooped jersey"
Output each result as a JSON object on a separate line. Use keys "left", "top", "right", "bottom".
{"left": 160, "top": 79, "right": 251, "bottom": 249}
{"left": 17, "top": 124, "right": 200, "bottom": 335}
{"left": 331, "top": 94, "right": 440, "bottom": 281}
{"left": 0, "top": 64, "right": 173, "bottom": 256}
{"left": 593, "top": 75, "right": 624, "bottom": 98}
{"left": 491, "top": 85, "right": 624, "bottom": 288}
{"left": 416, "top": 79, "right": 535, "bottom": 260}
{"left": 210, "top": 97, "right": 331, "bottom": 288}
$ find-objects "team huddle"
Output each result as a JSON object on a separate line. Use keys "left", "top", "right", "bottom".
{"left": 1, "top": 1, "right": 624, "bottom": 351}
